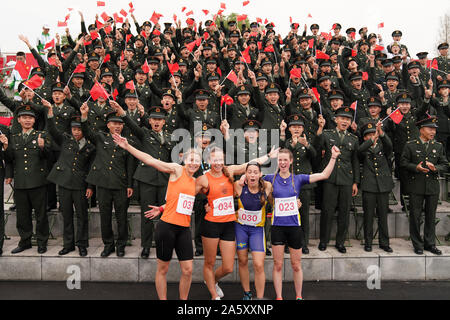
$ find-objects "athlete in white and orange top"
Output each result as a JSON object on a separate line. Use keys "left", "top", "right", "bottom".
{"left": 113, "top": 133, "right": 201, "bottom": 301}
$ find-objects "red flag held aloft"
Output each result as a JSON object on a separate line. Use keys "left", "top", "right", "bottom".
{"left": 112, "top": 88, "right": 119, "bottom": 101}
{"left": 167, "top": 62, "right": 180, "bottom": 75}
{"left": 58, "top": 21, "right": 68, "bottom": 27}
{"left": 120, "top": 9, "right": 128, "bottom": 17}
{"left": 90, "top": 31, "right": 100, "bottom": 41}
{"left": 237, "top": 14, "right": 248, "bottom": 22}
{"left": 243, "top": 1, "right": 250, "bottom": 6}
{"left": 97, "top": 1, "right": 105, "bottom": 7}
{"left": 186, "top": 18, "right": 195, "bottom": 25}
{"left": 264, "top": 45, "right": 274, "bottom": 53}
{"left": 44, "top": 39, "right": 55, "bottom": 50}
{"left": 378, "top": 22, "right": 384, "bottom": 28}
{"left": 96, "top": 20, "right": 104, "bottom": 29}
{"left": 220, "top": 3, "right": 226, "bottom": 9}
{"left": 150, "top": 11, "right": 163, "bottom": 25}
{"left": 114, "top": 13, "right": 124, "bottom": 24}
{"left": 24, "top": 75, "right": 44, "bottom": 90}
{"left": 186, "top": 10, "right": 194, "bottom": 16}
{"left": 316, "top": 50, "right": 330, "bottom": 60}
{"left": 311, "top": 87, "right": 320, "bottom": 103}
{"left": 14, "top": 60, "right": 31, "bottom": 80}
{"left": 186, "top": 41, "right": 196, "bottom": 53}
{"left": 256, "top": 17, "right": 262, "bottom": 23}
{"left": 241, "top": 50, "right": 251, "bottom": 64}
{"left": 101, "top": 12, "right": 109, "bottom": 22}
{"left": 90, "top": 82, "right": 110, "bottom": 101}
{"left": 350, "top": 101, "right": 357, "bottom": 111}
{"left": 141, "top": 60, "right": 150, "bottom": 74}
{"left": 126, "top": 34, "right": 133, "bottom": 43}
{"left": 202, "top": 9, "right": 209, "bottom": 15}
{"left": 374, "top": 45, "right": 385, "bottom": 51}
{"left": 351, "top": 49, "right": 357, "bottom": 57}
{"left": 104, "top": 25, "right": 112, "bottom": 34}
{"left": 73, "top": 64, "right": 86, "bottom": 74}
{"left": 307, "top": 13, "right": 312, "bottom": 18}
{"left": 125, "top": 81, "right": 135, "bottom": 90}
{"left": 362, "top": 72, "right": 369, "bottom": 81}
{"left": 203, "top": 32, "right": 210, "bottom": 40}
{"left": 221, "top": 94, "right": 234, "bottom": 106}
{"left": 430, "top": 59, "right": 438, "bottom": 70}
{"left": 0, "top": 117, "right": 13, "bottom": 127}
{"left": 181, "top": 7, "right": 186, "bottom": 12}
{"left": 152, "top": 29, "right": 161, "bottom": 36}
{"left": 390, "top": 109, "right": 404, "bottom": 124}
{"left": 103, "top": 54, "right": 111, "bottom": 63}
{"left": 290, "top": 68, "right": 302, "bottom": 79}
{"left": 226, "top": 71, "right": 238, "bottom": 85}
{"left": 308, "top": 38, "right": 314, "bottom": 49}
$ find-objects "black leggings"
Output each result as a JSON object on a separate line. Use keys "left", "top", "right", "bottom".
{"left": 155, "top": 220, "right": 193, "bottom": 262}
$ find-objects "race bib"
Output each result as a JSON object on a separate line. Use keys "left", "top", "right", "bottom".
{"left": 176, "top": 193, "right": 195, "bottom": 216}
{"left": 274, "top": 196, "right": 299, "bottom": 217}
{"left": 238, "top": 208, "right": 262, "bottom": 226}
{"left": 213, "top": 196, "right": 235, "bottom": 217}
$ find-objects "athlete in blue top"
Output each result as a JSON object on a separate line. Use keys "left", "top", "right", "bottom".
{"left": 264, "top": 147, "right": 340, "bottom": 300}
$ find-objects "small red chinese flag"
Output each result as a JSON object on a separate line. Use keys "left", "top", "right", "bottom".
{"left": 237, "top": 14, "right": 248, "bottom": 22}
{"left": 264, "top": 45, "right": 274, "bottom": 53}
{"left": 243, "top": 1, "right": 250, "bottom": 6}
{"left": 256, "top": 17, "right": 262, "bottom": 23}
{"left": 378, "top": 22, "right": 384, "bottom": 29}
{"left": 90, "top": 31, "right": 100, "bottom": 41}
{"left": 104, "top": 25, "right": 112, "bottom": 34}
{"left": 103, "top": 54, "right": 111, "bottom": 63}
{"left": 141, "top": 60, "right": 150, "bottom": 74}
{"left": 202, "top": 9, "right": 209, "bottom": 15}
{"left": 350, "top": 101, "right": 357, "bottom": 110}
{"left": 90, "top": 82, "right": 110, "bottom": 101}
{"left": 316, "top": 50, "right": 330, "bottom": 60}
{"left": 181, "top": 7, "right": 187, "bottom": 12}
{"left": 221, "top": 94, "right": 234, "bottom": 106}
{"left": 167, "top": 62, "right": 180, "bottom": 75}
{"left": 24, "top": 75, "right": 44, "bottom": 90}
{"left": 97, "top": 1, "right": 105, "bottom": 7}
{"left": 308, "top": 38, "right": 314, "bottom": 49}
{"left": 73, "top": 64, "right": 86, "bottom": 74}
{"left": 125, "top": 80, "right": 135, "bottom": 90}
{"left": 362, "top": 72, "right": 369, "bottom": 81}
{"left": 374, "top": 45, "right": 385, "bottom": 51}
{"left": 289, "top": 68, "right": 302, "bottom": 79}
{"left": 186, "top": 41, "right": 196, "bottom": 52}
{"left": 101, "top": 12, "right": 109, "bottom": 22}
{"left": 220, "top": 3, "right": 226, "bottom": 9}
{"left": 112, "top": 88, "right": 119, "bottom": 101}
{"left": 14, "top": 60, "right": 31, "bottom": 79}
{"left": 120, "top": 9, "right": 128, "bottom": 17}
{"left": 96, "top": 20, "right": 105, "bottom": 29}
{"left": 0, "top": 117, "right": 13, "bottom": 127}
{"left": 58, "top": 21, "right": 68, "bottom": 28}
{"left": 390, "top": 109, "right": 404, "bottom": 124}
{"left": 311, "top": 87, "right": 320, "bottom": 103}
{"left": 351, "top": 49, "right": 357, "bottom": 57}
{"left": 173, "top": 14, "right": 178, "bottom": 23}
{"left": 226, "top": 71, "right": 238, "bottom": 85}
{"left": 186, "top": 10, "right": 194, "bottom": 16}
{"left": 44, "top": 39, "right": 55, "bottom": 50}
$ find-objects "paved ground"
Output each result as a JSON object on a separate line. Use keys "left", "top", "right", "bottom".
{"left": 0, "top": 281, "right": 449, "bottom": 300}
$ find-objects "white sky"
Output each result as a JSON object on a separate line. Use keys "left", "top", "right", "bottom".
{"left": 1, "top": 0, "right": 449, "bottom": 57}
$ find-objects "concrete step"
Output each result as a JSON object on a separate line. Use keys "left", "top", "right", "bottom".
{"left": 1, "top": 237, "right": 449, "bottom": 282}
{"left": 4, "top": 203, "right": 450, "bottom": 240}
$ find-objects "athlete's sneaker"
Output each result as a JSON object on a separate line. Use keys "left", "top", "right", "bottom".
{"left": 215, "top": 283, "right": 225, "bottom": 298}
{"left": 243, "top": 291, "right": 253, "bottom": 300}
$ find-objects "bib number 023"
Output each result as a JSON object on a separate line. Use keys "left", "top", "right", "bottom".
{"left": 274, "top": 196, "right": 299, "bottom": 217}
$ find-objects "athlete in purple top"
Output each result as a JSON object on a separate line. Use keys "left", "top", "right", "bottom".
{"left": 264, "top": 147, "right": 340, "bottom": 300}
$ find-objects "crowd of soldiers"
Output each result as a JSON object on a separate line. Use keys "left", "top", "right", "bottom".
{"left": 0, "top": 9, "right": 449, "bottom": 261}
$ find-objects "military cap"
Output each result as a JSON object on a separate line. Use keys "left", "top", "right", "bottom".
{"left": 71, "top": 115, "right": 82, "bottom": 128}
{"left": 73, "top": 73, "right": 85, "bottom": 79}
{"left": 329, "top": 89, "right": 344, "bottom": 100}
{"left": 106, "top": 111, "right": 124, "bottom": 123}
{"left": 142, "top": 21, "right": 152, "bottom": 28}
{"left": 88, "top": 52, "right": 100, "bottom": 62}
{"left": 148, "top": 56, "right": 159, "bottom": 64}
{"left": 329, "top": 50, "right": 338, "bottom": 57}
{"left": 172, "top": 71, "right": 182, "bottom": 78}
{"left": 242, "top": 120, "right": 261, "bottom": 130}
{"left": 61, "top": 45, "right": 72, "bottom": 54}
{"left": 229, "top": 30, "right": 240, "bottom": 38}
{"left": 135, "top": 35, "right": 145, "bottom": 43}
{"left": 368, "top": 33, "right": 377, "bottom": 40}
{"left": 52, "top": 82, "right": 65, "bottom": 92}
{"left": 297, "top": 88, "right": 312, "bottom": 99}
{"left": 330, "top": 38, "right": 341, "bottom": 45}
{"left": 319, "top": 60, "right": 331, "bottom": 67}
{"left": 375, "top": 53, "right": 388, "bottom": 61}
{"left": 202, "top": 45, "right": 213, "bottom": 51}
{"left": 227, "top": 46, "right": 237, "bottom": 52}
{"left": 310, "top": 24, "right": 320, "bottom": 30}
{"left": 205, "top": 20, "right": 214, "bottom": 27}
{"left": 396, "top": 92, "right": 412, "bottom": 104}
{"left": 124, "top": 89, "right": 139, "bottom": 98}
{"left": 303, "top": 50, "right": 314, "bottom": 60}
{"left": 349, "top": 71, "right": 363, "bottom": 81}
{"left": 234, "top": 60, "right": 245, "bottom": 66}
{"left": 153, "top": 49, "right": 163, "bottom": 56}
{"left": 182, "top": 27, "right": 193, "bottom": 34}
{"left": 101, "top": 68, "right": 113, "bottom": 78}
{"left": 359, "top": 40, "right": 370, "bottom": 47}
{"left": 265, "top": 83, "right": 280, "bottom": 94}
{"left": 392, "top": 30, "right": 402, "bottom": 37}
{"left": 346, "top": 27, "right": 356, "bottom": 34}
{"left": 287, "top": 114, "right": 305, "bottom": 127}
{"left": 368, "top": 96, "right": 382, "bottom": 108}
{"left": 94, "top": 42, "right": 104, "bottom": 49}
{"left": 164, "top": 22, "right": 172, "bottom": 29}
{"left": 261, "top": 57, "right": 273, "bottom": 66}
{"left": 162, "top": 88, "right": 176, "bottom": 100}
{"left": 382, "top": 59, "right": 394, "bottom": 67}
{"left": 265, "top": 22, "right": 275, "bottom": 29}
{"left": 205, "top": 59, "right": 217, "bottom": 65}
{"left": 250, "top": 22, "right": 259, "bottom": 28}
{"left": 385, "top": 71, "right": 399, "bottom": 81}
{"left": 291, "top": 23, "right": 300, "bottom": 30}
{"left": 228, "top": 20, "right": 237, "bottom": 26}
{"left": 438, "top": 80, "right": 450, "bottom": 89}
{"left": 194, "top": 89, "right": 209, "bottom": 100}
{"left": 30, "top": 67, "right": 45, "bottom": 77}
{"left": 17, "top": 104, "right": 36, "bottom": 117}
{"left": 438, "top": 42, "right": 449, "bottom": 50}
{"left": 318, "top": 72, "right": 331, "bottom": 83}
{"left": 407, "top": 60, "right": 421, "bottom": 70}
{"left": 256, "top": 72, "right": 268, "bottom": 81}
{"left": 416, "top": 52, "right": 429, "bottom": 59}
{"left": 135, "top": 68, "right": 146, "bottom": 74}
{"left": 333, "top": 23, "right": 342, "bottom": 30}
{"left": 125, "top": 45, "right": 135, "bottom": 53}
{"left": 391, "top": 55, "right": 402, "bottom": 64}
{"left": 236, "top": 85, "right": 251, "bottom": 96}
{"left": 178, "top": 59, "right": 187, "bottom": 66}
{"left": 148, "top": 106, "right": 167, "bottom": 119}
{"left": 361, "top": 122, "right": 377, "bottom": 136}
{"left": 207, "top": 72, "right": 220, "bottom": 81}
{"left": 195, "top": 123, "right": 213, "bottom": 138}
{"left": 416, "top": 116, "right": 438, "bottom": 128}
{"left": 335, "top": 106, "right": 355, "bottom": 119}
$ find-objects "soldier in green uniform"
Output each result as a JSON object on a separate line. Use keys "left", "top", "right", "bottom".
{"left": 314, "top": 106, "right": 360, "bottom": 253}
{"left": 86, "top": 83, "right": 114, "bottom": 132}
{"left": 429, "top": 80, "right": 450, "bottom": 159}
{"left": 5, "top": 105, "right": 51, "bottom": 254}
{"left": 80, "top": 104, "right": 134, "bottom": 258}
{"left": 110, "top": 101, "right": 175, "bottom": 259}
{"left": 46, "top": 108, "right": 95, "bottom": 257}
{"left": 434, "top": 43, "right": 449, "bottom": 80}
{"left": 280, "top": 115, "right": 317, "bottom": 254}
{"left": 0, "top": 126, "right": 12, "bottom": 257}
{"left": 358, "top": 97, "right": 384, "bottom": 137}
{"left": 400, "top": 116, "right": 448, "bottom": 255}
{"left": 358, "top": 122, "right": 394, "bottom": 252}
{"left": 225, "top": 85, "right": 260, "bottom": 130}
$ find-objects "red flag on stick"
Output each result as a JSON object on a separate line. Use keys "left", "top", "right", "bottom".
{"left": 125, "top": 80, "right": 135, "bottom": 90}
{"left": 220, "top": 3, "right": 226, "bottom": 9}
{"left": 58, "top": 21, "right": 68, "bottom": 27}
{"left": 362, "top": 72, "right": 369, "bottom": 81}
{"left": 167, "top": 62, "right": 180, "bottom": 75}
{"left": 237, "top": 14, "right": 248, "bottom": 22}
{"left": 141, "top": 60, "right": 150, "bottom": 74}
{"left": 14, "top": 60, "right": 31, "bottom": 79}
{"left": 97, "top": 1, "right": 105, "bottom": 7}
{"left": 101, "top": 12, "right": 109, "bottom": 22}
{"left": 374, "top": 45, "right": 385, "bottom": 51}
{"left": 311, "top": 87, "right": 320, "bottom": 103}
{"left": 202, "top": 9, "right": 209, "bottom": 15}
{"left": 350, "top": 101, "right": 357, "bottom": 110}
{"left": 243, "top": 1, "right": 250, "bottom": 6}
{"left": 24, "top": 75, "right": 44, "bottom": 90}
{"left": 378, "top": 22, "right": 384, "bottom": 29}
{"left": 308, "top": 38, "right": 314, "bottom": 49}
{"left": 96, "top": 20, "right": 104, "bottom": 29}
{"left": 221, "top": 94, "right": 234, "bottom": 106}
{"left": 90, "top": 82, "right": 110, "bottom": 101}
{"left": 90, "top": 31, "right": 100, "bottom": 40}
{"left": 389, "top": 109, "right": 404, "bottom": 124}
{"left": 186, "top": 41, "right": 196, "bottom": 53}
{"left": 73, "top": 64, "right": 86, "bottom": 74}
{"left": 44, "top": 39, "right": 55, "bottom": 50}
{"left": 120, "top": 9, "right": 128, "bottom": 17}
{"left": 0, "top": 117, "right": 13, "bottom": 127}
{"left": 186, "top": 10, "right": 194, "bottom": 16}
{"left": 103, "top": 54, "right": 111, "bottom": 63}
{"left": 226, "top": 71, "right": 238, "bottom": 85}
{"left": 290, "top": 68, "right": 302, "bottom": 79}
{"left": 316, "top": 50, "right": 330, "bottom": 60}
{"left": 112, "top": 88, "right": 119, "bottom": 101}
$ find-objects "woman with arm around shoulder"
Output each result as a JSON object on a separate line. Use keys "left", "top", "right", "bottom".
{"left": 264, "top": 146, "right": 340, "bottom": 300}
{"left": 113, "top": 133, "right": 201, "bottom": 301}
{"left": 195, "top": 146, "right": 278, "bottom": 300}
